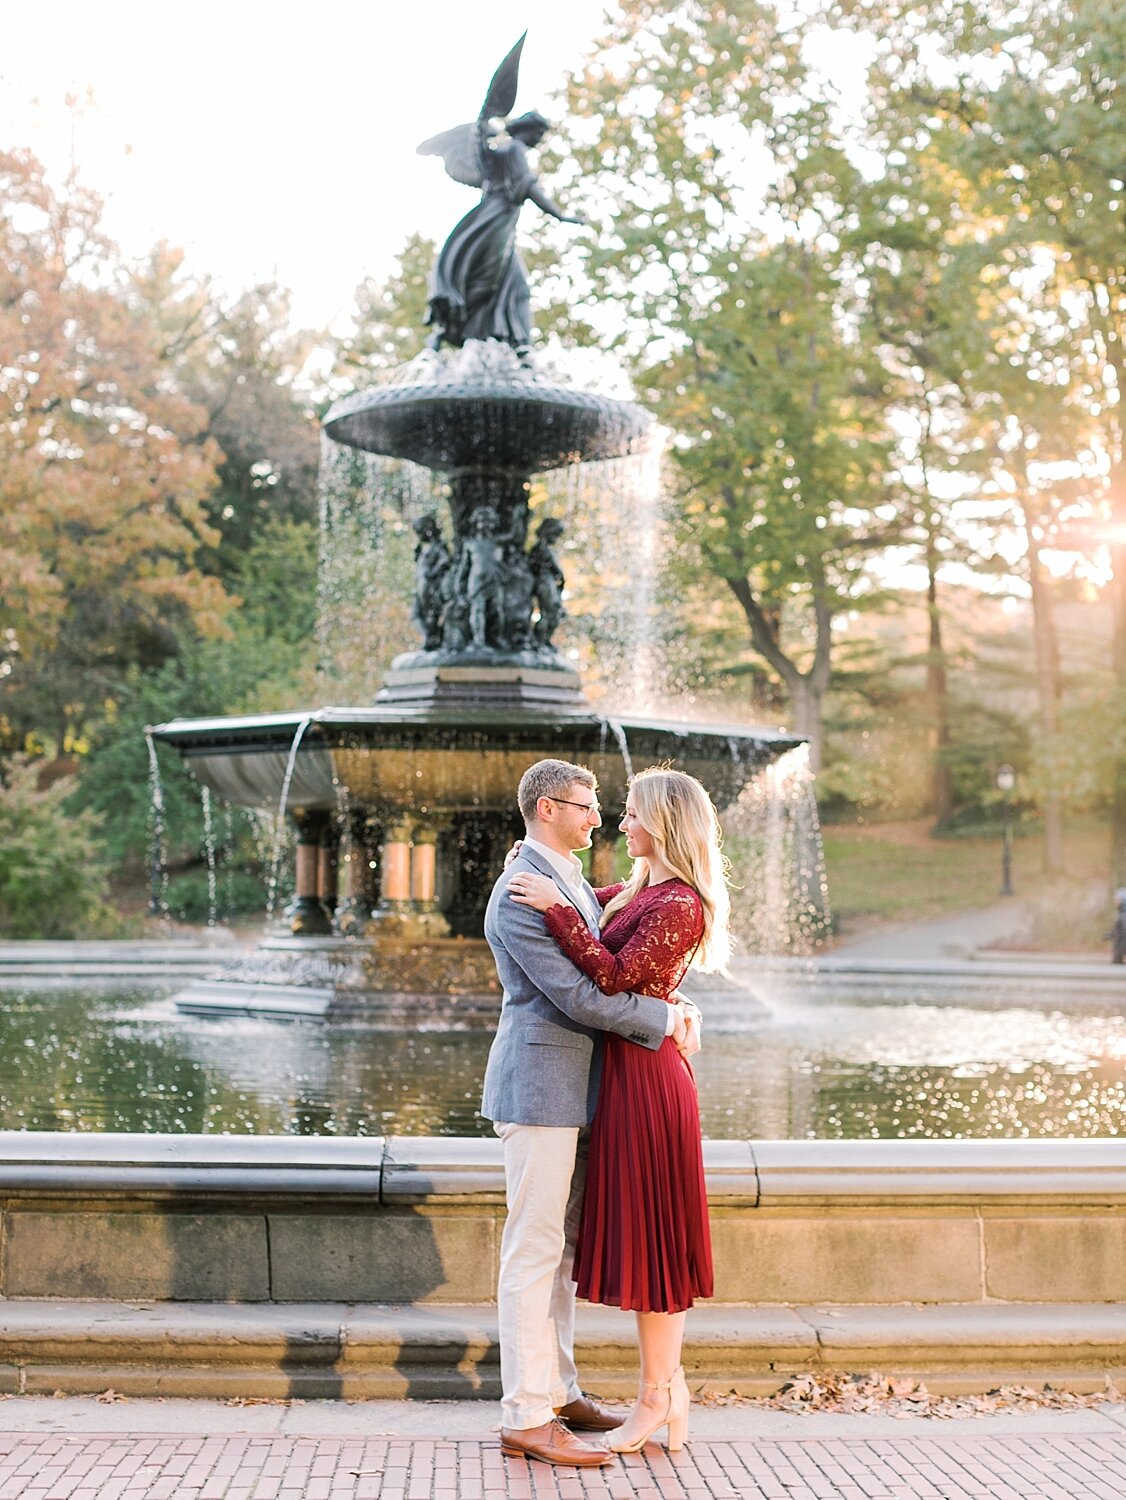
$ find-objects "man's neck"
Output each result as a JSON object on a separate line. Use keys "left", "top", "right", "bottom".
{"left": 525, "top": 827, "right": 580, "bottom": 863}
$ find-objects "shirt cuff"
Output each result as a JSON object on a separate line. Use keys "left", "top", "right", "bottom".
{"left": 663, "top": 1006, "right": 677, "bottom": 1037}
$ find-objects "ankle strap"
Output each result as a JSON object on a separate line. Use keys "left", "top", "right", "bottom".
{"left": 640, "top": 1365, "right": 685, "bottom": 1392}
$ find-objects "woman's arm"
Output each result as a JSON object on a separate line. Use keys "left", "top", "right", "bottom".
{"left": 543, "top": 888, "right": 703, "bottom": 996}
{"left": 593, "top": 882, "right": 625, "bottom": 908}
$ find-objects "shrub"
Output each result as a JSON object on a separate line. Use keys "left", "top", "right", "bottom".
{"left": 164, "top": 867, "right": 267, "bottom": 924}
{"left": 0, "top": 757, "right": 121, "bottom": 938}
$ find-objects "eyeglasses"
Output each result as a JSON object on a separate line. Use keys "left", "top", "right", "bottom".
{"left": 546, "top": 796, "right": 600, "bottom": 815}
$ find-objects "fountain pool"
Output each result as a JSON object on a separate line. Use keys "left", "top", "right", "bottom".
{"left": 3, "top": 975, "right": 1123, "bottom": 1140}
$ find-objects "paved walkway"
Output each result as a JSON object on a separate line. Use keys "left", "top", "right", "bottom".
{"left": 1, "top": 1398, "right": 1124, "bottom": 1498}
{"left": 828, "top": 900, "right": 1034, "bottom": 963}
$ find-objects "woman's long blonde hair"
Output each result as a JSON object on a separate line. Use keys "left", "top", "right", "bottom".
{"left": 601, "top": 767, "right": 732, "bottom": 972}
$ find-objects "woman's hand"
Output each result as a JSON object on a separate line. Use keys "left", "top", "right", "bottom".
{"left": 503, "top": 840, "right": 524, "bottom": 870}
{"left": 507, "top": 871, "right": 567, "bottom": 912}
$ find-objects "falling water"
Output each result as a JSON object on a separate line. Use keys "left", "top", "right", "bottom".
{"left": 317, "top": 344, "right": 664, "bottom": 711}
{"left": 315, "top": 434, "right": 445, "bottom": 699}
{"left": 200, "top": 785, "right": 218, "bottom": 929}
{"left": 602, "top": 718, "right": 634, "bottom": 781}
{"left": 543, "top": 441, "right": 666, "bottom": 710}
{"left": 221, "top": 804, "right": 235, "bottom": 920}
{"left": 266, "top": 714, "right": 314, "bottom": 921}
{"left": 724, "top": 746, "right": 831, "bottom": 956}
{"left": 143, "top": 730, "right": 168, "bottom": 918}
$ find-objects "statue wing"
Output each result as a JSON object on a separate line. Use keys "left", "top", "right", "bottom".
{"left": 481, "top": 32, "right": 526, "bottom": 123}
{"left": 416, "top": 34, "right": 526, "bottom": 188}
{"left": 416, "top": 123, "right": 483, "bottom": 188}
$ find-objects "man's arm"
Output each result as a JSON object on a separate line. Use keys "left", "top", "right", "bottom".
{"left": 493, "top": 891, "right": 670, "bottom": 1049}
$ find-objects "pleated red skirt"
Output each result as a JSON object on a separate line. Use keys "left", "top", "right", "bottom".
{"left": 573, "top": 1031, "right": 713, "bottom": 1313}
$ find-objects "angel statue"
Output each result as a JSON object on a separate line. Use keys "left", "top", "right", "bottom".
{"left": 417, "top": 33, "right": 584, "bottom": 352}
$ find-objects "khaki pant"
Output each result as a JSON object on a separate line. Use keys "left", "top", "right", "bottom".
{"left": 494, "top": 1122, "right": 587, "bottom": 1430}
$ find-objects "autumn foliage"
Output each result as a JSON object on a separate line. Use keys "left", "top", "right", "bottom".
{"left": 0, "top": 149, "right": 230, "bottom": 742}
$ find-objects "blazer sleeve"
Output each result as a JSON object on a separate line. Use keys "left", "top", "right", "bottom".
{"left": 492, "top": 879, "right": 668, "bottom": 1049}
{"left": 544, "top": 886, "right": 704, "bottom": 995}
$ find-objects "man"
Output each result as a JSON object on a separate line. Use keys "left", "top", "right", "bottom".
{"left": 481, "top": 757, "right": 694, "bottom": 1467}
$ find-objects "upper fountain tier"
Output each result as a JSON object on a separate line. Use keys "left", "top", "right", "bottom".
{"left": 322, "top": 343, "right": 651, "bottom": 476}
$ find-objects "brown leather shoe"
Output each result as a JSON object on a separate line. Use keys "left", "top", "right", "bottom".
{"left": 500, "top": 1419, "right": 614, "bottom": 1466}
{"left": 554, "top": 1392, "right": 626, "bottom": 1431}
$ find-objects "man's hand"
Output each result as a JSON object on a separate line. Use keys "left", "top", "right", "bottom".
{"left": 670, "top": 999, "right": 702, "bottom": 1059}
{"left": 681, "top": 1000, "right": 702, "bottom": 1058}
{"left": 670, "top": 1003, "right": 689, "bottom": 1051}
{"left": 503, "top": 840, "right": 524, "bottom": 870}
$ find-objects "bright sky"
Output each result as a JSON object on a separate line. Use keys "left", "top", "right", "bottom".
{"left": 1, "top": 1, "right": 620, "bottom": 332}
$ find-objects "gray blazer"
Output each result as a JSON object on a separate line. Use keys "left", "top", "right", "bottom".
{"left": 480, "top": 846, "right": 670, "bottom": 1127}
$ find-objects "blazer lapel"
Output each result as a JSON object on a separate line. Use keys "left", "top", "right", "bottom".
{"left": 521, "top": 847, "right": 598, "bottom": 932}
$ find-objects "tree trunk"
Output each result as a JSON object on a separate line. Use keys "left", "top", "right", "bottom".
{"left": 788, "top": 676, "right": 824, "bottom": 774}
{"left": 1026, "top": 531, "right": 1065, "bottom": 875}
{"left": 725, "top": 576, "right": 832, "bottom": 776}
{"left": 924, "top": 524, "right": 954, "bottom": 827}
{"left": 1106, "top": 338, "right": 1126, "bottom": 888}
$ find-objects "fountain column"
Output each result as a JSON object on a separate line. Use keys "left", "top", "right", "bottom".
{"left": 337, "top": 812, "right": 379, "bottom": 935}
{"left": 318, "top": 823, "right": 340, "bottom": 919}
{"left": 410, "top": 823, "right": 450, "bottom": 937}
{"left": 379, "top": 822, "right": 413, "bottom": 912}
{"left": 288, "top": 810, "right": 333, "bottom": 936}
{"left": 590, "top": 828, "right": 619, "bottom": 890}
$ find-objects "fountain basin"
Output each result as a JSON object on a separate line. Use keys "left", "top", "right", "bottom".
{"left": 150, "top": 707, "right": 802, "bottom": 815}
{"left": 322, "top": 371, "right": 650, "bottom": 473}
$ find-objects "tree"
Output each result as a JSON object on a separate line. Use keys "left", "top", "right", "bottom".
{"left": 329, "top": 232, "right": 433, "bottom": 387}
{"left": 128, "top": 245, "right": 320, "bottom": 589}
{"left": 835, "top": 0, "right": 1125, "bottom": 865}
{"left": 0, "top": 151, "right": 229, "bottom": 751}
{"left": 0, "top": 757, "right": 118, "bottom": 938}
{"left": 557, "top": 1, "right": 899, "bottom": 766}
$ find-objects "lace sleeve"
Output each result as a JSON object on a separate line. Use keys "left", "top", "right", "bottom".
{"left": 543, "top": 886, "right": 704, "bottom": 996}
{"left": 593, "top": 882, "right": 625, "bottom": 909}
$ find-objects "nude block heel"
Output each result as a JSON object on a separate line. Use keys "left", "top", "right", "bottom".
{"left": 609, "top": 1366, "right": 690, "bottom": 1453}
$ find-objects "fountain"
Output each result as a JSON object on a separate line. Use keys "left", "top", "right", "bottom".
{"left": 150, "top": 37, "right": 807, "bottom": 1019}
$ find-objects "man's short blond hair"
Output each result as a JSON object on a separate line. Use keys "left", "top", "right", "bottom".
{"left": 517, "top": 758, "right": 596, "bottom": 826}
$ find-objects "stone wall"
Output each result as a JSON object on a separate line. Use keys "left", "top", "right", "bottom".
{"left": 2, "top": 1134, "right": 1124, "bottom": 1306}
{"left": 0, "top": 1133, "right": 1123, "bottom": 1395}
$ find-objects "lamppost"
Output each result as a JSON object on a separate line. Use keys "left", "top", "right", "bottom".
{"left": 996, "top": 764, "right": 1016, "bottom": 897}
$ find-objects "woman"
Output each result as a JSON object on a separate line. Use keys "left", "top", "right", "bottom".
{"left": 507, "top": 767, "right": 731, "bottom": 1453}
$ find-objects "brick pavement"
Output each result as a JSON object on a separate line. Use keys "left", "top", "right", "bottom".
{"left": 1, "top": 1430, "right": 1125, "bottom": 1499}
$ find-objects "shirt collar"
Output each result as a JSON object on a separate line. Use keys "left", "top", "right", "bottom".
{"left": 522, "top": 834, "right": 585, "bottom": 887}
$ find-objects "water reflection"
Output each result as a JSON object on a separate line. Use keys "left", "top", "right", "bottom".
{"left": 0, "top": 982, "right": 1123, "bottom": 1139}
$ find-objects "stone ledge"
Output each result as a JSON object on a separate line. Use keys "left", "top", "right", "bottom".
{"left": 0, "top": 1301, "right": 1122, "bottom": 1399}
{"left": 752, "top": 1139, "right": 1126, "bottom": 1203}
{"left": 0, "top": 1132, "right": 385, "bottom": 1201}
{"left": 4, "top": 1134, "right": 1125, "bottom": 1207}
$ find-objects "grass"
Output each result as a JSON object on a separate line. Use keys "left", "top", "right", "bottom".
{"left": 822, "top": 818, "right": 1114, "bottom": 952}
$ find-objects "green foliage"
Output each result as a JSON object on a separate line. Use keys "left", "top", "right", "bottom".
{"left": 0, "top": 757, "right": 120, "bottom": 938}
{"left": 329, "top": 233, "right": 433, "bottom": 387}
{"left": 932, "top": 699, "right": 1032, "bottom": 832}
{"left": 65, "top": 516, "right": 318, "bottom": 877}
{"left": 164, "top": 868, "right": 266, "bottom": 924}
{"left": 551, "top": 2, "right": 904, "bottom": 763}
{"left": 231, "top": 517, "right": 319, "bottom": 648}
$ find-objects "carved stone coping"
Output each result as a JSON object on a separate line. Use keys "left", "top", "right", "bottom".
{"left": 751, "top": 1139, "right": 1126, "bottom": 1205}
{"left": 1, "top": 1134, "right": 1124, "bottom": 1207}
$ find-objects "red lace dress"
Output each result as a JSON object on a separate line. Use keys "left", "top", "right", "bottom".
{"left": 543, "top": 879, "right": 713, "bottom": 1313}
